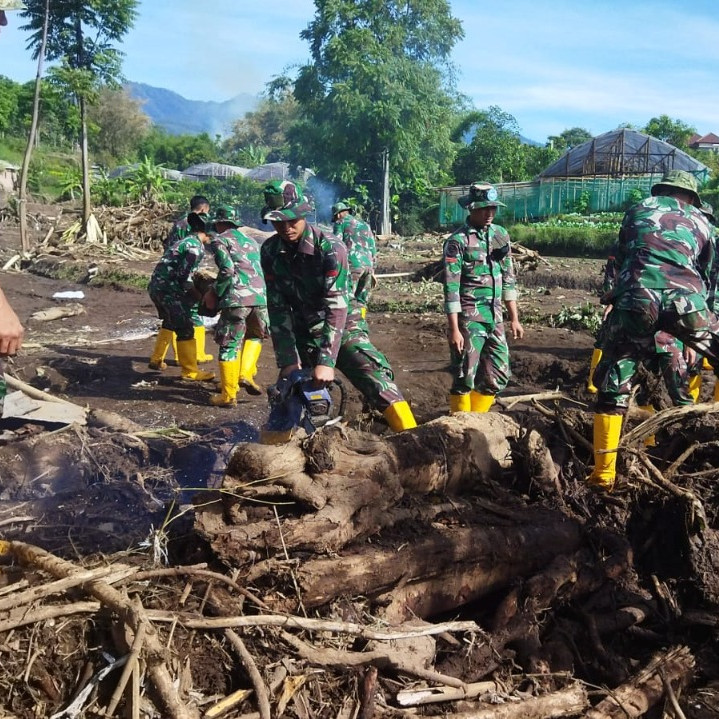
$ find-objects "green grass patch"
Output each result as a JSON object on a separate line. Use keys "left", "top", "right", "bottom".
{"left": 89, "top": 269, "right": 149, "bottom": 292}
{"left": 508, "top": 214, "right": 620, "bottom": 258}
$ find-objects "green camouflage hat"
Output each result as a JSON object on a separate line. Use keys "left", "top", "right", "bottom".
{"left": 651, "top": 169, "right": 701, "bottom": 207}
{"left": 213, "top": 205, "right": 239, "bottom": 226}
{"left": 331, "top": 201, "right": 352, "bottom": 217}
{"left": 261, "top": 180, "right": 314, "bottom": 223}
{"left": 0, "top": 0, "right": 26, "bottom": 9}
{"left": 700, "top": 201, "right": 715, "bottom": 223}
{"left": 458, "top": 182, "right": 506, "bottom": 210}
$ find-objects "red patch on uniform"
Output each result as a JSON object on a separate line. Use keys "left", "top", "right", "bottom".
{"left": 326, "top": 270, "right": 339, "bottom": 277}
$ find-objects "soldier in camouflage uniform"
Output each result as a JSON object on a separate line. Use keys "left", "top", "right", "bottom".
{"left": 332, "top": 201, "right": 377, "bottom": 318}
{"left": 590, "top": 170, "right": 719, "bottom": 490}
{"left": 148, "top": 213, "right": 215, "bottom": 382}
{"left": 442, "top": 182, "right": 524, "bottom": 414}
{"left": 260, "top": 181, "right": 417, "bottom": 432}
{"left": 203, "top": 205, "right": 268, "bottom": 407}
{"left": 150, "top": 195, "right": 213, "bottom": 369}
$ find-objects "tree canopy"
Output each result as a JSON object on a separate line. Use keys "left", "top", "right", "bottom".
{"left": 643, "top": 115, "right": 696, "bottom": 150}
{"left": 286, "top": 0, "right": 465, "bottom": 214}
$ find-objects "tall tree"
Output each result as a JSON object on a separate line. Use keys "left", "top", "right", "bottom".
{"left": 452, "top": 107, "right": 527, "bottom": 184}
{"left": 87, "top": 86, "right": 150, "bottom": 164}
{"left": 643, "top": 115, "right": 696, "bottom": 150}
{"left": 287, "top": 0, "right": 464, "bottom": 229}
{"left": 18, "top": 0, "right": 49, "bottom": 253}
{"left": 547, "top": 127, "right": 593, "bottom": 152}
{"left": 21, "top": 0, "right": 138, "bottom": 226}
{"left": 223, "top": 89, "right": 298, "bottom": 164}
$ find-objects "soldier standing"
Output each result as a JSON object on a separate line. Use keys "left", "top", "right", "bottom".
{"left": 260, "top": 181, "right": 416, "bottom": 432}
{"left": 149, "top": 195, "right": 214, "bottom": 369}
{"left": 442, "top": 182, "right": 524, "bottom": 414}
{"left": 332, "top": 201, "right": 377, "bottom": 320}
{"left": 203, "top": 206, "right": 268, "bottom": 407}
{"left": 590, "top": 170, "right": 719, "bottom": 490}
{"left": 147, "top": 213, "right": 215, "bottom": 382}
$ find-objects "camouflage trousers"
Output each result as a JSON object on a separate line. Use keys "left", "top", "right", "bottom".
{"left": 450, "top": 320, "right": 510, "bottom": 396}
{"left": 595, "top": 287, "right": 719, "bottom": 413}
{"left": 296, "top": 314, "right": 404, "bottom": 413}
{"left": 214, "top": 306, "right": 269, "bottom": 362}
{"left": 149, "top": 290, "right": 196, "bottom": 341}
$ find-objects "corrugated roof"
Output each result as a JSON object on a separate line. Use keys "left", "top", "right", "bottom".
{"left": 539, "top": 129, "right": 708, "bottom": 178}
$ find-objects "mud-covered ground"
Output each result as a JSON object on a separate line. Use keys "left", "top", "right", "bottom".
{"left": 6, "top": 217, "right": 719, "bottom": 718}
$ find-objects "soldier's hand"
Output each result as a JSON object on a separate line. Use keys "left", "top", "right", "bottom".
{"left": 313, "top": 364, "right": 335, "bottom": 387}
{"left": 684, "top": 345, "right": 697, "bottom": 367}
{"left": 448, "top": 327, "right": 464, "bottom": 353}
{"left": 0, "top": 291, "right": 23, "bottom": 356}
{"left": 510, "top": 320, "right": 524, "bottom": 340}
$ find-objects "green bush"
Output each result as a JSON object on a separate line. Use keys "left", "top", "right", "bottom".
{"left": 508, "top": 216, "right": 620, "bottom": 257}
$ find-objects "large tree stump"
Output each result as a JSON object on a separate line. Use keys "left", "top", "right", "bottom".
{"left": 195, "top": 413, "right": 559, "bottom": 567}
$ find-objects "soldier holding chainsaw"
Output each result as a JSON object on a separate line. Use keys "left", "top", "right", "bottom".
{"left": 443, "top": 182, "right": 523, "bottom": 415}
{"left": 260, "top": 181, "right": 417, "bottom": 433}
{"left": 202, "top": 205, "right": 268, "bottom": 407}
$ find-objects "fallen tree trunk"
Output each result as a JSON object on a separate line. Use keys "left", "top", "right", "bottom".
{"left": 195, "top": 414, "right": 559, "bottom": 567}
{"left": 585, "top": 645, "right": 695, "bottom": 718}
{"left": 293, "top": 515, "right": 581, "bottom": 619}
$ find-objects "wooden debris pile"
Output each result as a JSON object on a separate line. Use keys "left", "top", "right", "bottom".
{"left": 2, "top": 406, "right": 719, "bottom": 717}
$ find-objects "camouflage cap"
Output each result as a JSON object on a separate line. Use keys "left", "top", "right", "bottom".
{"left": 0, "top": 0, "right": 26, "bottom": 9}
{"left": 700, "top": 201, "right": 715, "bottom": 223}
{"left": 331, "top": 201, "right": 352, "bottom": 217}
{"left": 261, "top": 180, "right": 314, "bottom": 223}
{"left": 458, "top": 182, "right": 506, "bottom": 210}
{"left": 213, "top": 205, "right": 239, "bottom": 227}
{"left": 651, "top": 169, "right": 701, "bottom": 207}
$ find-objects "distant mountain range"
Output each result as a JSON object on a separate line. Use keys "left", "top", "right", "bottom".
{"left": 125, "top": 82, "right": 259, "bottom": 137}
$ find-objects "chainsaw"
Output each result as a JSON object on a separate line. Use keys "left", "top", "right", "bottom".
{"left": 260, "top": 369, "right": 347, "bottom": 444}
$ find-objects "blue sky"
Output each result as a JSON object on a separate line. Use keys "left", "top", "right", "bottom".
{"left": 1, "top": 0, "right": 717, "bottom": 143}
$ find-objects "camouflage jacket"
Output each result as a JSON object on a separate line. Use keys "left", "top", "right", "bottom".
{"left": 209, "top": 228, "right": 267, "bottom": 309}
{"left": 706, "top": 227, "right": 719, "bottom": 312}
{"left": 149, "top": 233, "right": 205, "bottom": 298}
{"left": 333, "top": 215, "right": 377, "bottom": 310}
{"left": 609, "top": 196, "right": 714, "bottom": 301}
{"left": 442, "top": 222, "right": 518, "bottom": 324}
{"left": 261, "top": 223, "right": 350, "bottom": 368}
{"left": 164, "top": 215, "right": 190, "bottom": 250}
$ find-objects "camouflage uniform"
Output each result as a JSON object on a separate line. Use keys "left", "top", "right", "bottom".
{"left": 0, "top": 359, "right": 6, "bottom": 414}
{"left": 594, "top": 194, "right": 719, "bottom": 414}
{"left": 164, "top": 214, "right": 205, "bottom": 329}
{"left": 333, "top": 213, "right": 377, "bottom": 314}
{"left": 443, "top": 221, "right": 518, "bottom": 395}
{"left": 597, "top": 243, "right": 694, "bottom": 408}
{"left": 209, "top": 227, "right": 268, "bottom": 362}
{"left": 262, "top": 221, "right": 405, "bottom": 412}
{"left": 148, "top": 232, "right": 205, "bottom": 341}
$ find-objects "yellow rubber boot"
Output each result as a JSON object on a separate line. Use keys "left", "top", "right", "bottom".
{"left": 177, "top": 339, "right": 215, "bottom": 381}
{"left": 239, "top": 339, "right": 263, "bottom": 396}
{"left": 149, "top": 328, "right": 175, "bottom": 370}
{"left": 703, "top": 357, "right": 713, "bottom": 371}
{"left": 210, "top": 360, "right": 239, "bottom": 406}
{"left": 470, "top": 391, "right": 494, "bottom": 412}
{"left": 588, "top": 413, "right": 623, "bottom": 491}
{"left": 639, "top": 405, "right": 656, "bottom": 447}
{"left": 195, "top": 325, "right": 214, "bottom": 363}
{"left": 688, "top": 374, "right": 702, "bottom": 404}
{"left": 383, "top": 400, "right": 418, "bottom": 432}
{"left": 714, "top": 380, "right": 719, "bottom": 403}
{"left": 449, "top": 393, "right": 471, "bottom": 414}
{"left": 587, "top": 348, "right": 602, "bottom": 393}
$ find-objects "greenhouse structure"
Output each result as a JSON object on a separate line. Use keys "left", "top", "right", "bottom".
{"left": 438, "top": 129, "right": 710, "bottom": 226}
